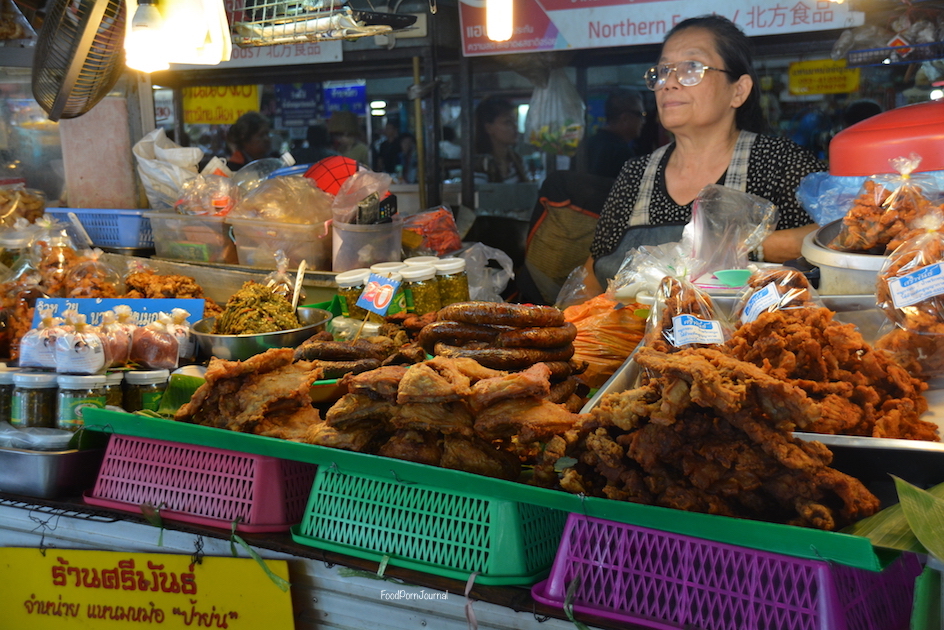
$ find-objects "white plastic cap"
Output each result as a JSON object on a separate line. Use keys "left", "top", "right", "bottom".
{"left": 335, "top": 268, "right": 371, "bottom": 288}
{"left": 369, "top": 262, "right": 407, "bottom": 276}
{"left": 403, "top": 256, "right": 440, "bottom": 266}
{"left": 125, "top": 370, "right": 171, "bottom": 385}
{"left": 13, "top": 372, "right": 58, "bottom": 388}
{"left": 433, "top": 258, "right": 466, "bottom": 275}
{"left": 398, "top": 264, "right": 437, "bottom": 282}
{"left": 56, "top": 374, "right": 107, "bottom": 388}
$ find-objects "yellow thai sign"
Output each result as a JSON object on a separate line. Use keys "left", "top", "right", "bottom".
{"left": 0, "top": 547, "right": 293, "bottom": 628}
{"left": 788, "top": 59, "right": 860, "bottom": 95}
{"left": 182, "top": 85, "right": 260, "bottom": 125}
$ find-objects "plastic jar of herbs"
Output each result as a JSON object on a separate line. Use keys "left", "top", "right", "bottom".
{"left": 124, "top": 369, "right": 170, "bottom": 413}
{"left": 0, "top": 367, "right": 20, "bottom": 425}
{"left": 11, "top": 372, "right": 58, "bottom": 429}
{"left": 57, "top": 374, "right": 107, "bottom": 432}
{"left": 403, "top": 255, "right": 440, "bottom": 267}
{"left": 400, "top": 264, "right": 442, "bottom": 315}
{"left": 104, "top": 371, "right": 125, "bottom": 408}
{"left": 335, "top": 268, "right": 372, "bottom": 320}
{"left": 434, "top": 257, "right": 470, "bottom": 306}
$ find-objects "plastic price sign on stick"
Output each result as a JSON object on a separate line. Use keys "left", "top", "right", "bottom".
{"left": 356, "top": 273, "right": 402, "bottom": 317}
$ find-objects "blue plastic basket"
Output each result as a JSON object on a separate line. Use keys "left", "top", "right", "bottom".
{"left": 45, "top": 208, "right": 154, "bottom": 249}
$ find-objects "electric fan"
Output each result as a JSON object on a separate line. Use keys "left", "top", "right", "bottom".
{"left": 31, "top": 0, "right": 126, "bottom": 121}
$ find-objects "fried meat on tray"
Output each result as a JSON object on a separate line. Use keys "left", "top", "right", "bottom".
{"left": 534, "top": 345, "right": 881, "bottom": 531}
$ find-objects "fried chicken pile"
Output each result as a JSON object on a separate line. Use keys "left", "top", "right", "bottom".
{"left": 829, "top": 179, "right": 939, "bottom": 253}
{"left": 125, "top": 268, "right": 222, "bottom": 318}
{"left": 532, "top": 345, "right": 881, "bottom": 531}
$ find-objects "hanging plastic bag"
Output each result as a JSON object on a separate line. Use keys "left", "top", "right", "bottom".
{"left": 874, "top": 213, "right": 944, "bottom": 378}
{"left": 525, "top": 68, "right": 585, "bottom": 157}
{"left": 730, "top": 266, "right": 822, "bottom": 325}
{"left": 132, "top": 127, "right": 203, "bottom": 210}
{"left": 401, "top": 207, "right": 462, "bottom": 256}
{"left": 457, "top": 243, "right": 514, "bottom": 303}
{"left": 829, "top": 153, "right": 939, "bottom": 253}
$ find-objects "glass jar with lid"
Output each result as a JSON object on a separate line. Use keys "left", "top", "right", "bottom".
{"left": 104, "top": 371, "right": 125, "bottom": 408}
{"left": 57, "top": 374, "right": 107, "bottom": 431}
{"left": 434, "top": 258, "right": 471, "bottom": 306}
{"left": 11, "top": 371, "right": 58, "bottom": 428}
{"left": 335, "top": 268, "right": 374, "bottom": 321}
{"left": 403, "top": 256, "right": 440, "bottom": 267}
{"left": 0, "top": 367, "right": 21, "bottom": 425}
{"left": 399, "top": 264, "right": 442, "bottom": 315}
{"left": 124, "top": 369, "right": 170, "bottom": 413}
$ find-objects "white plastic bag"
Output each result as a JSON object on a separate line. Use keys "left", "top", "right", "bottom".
{"left": 132, "top": 128, "right": 203, "bottom": 210}
{"left": 457, "top": 242, "right": 514, "bottom": 302}
{"left": 525, "top": 68, "right": 585, "bottom": 157}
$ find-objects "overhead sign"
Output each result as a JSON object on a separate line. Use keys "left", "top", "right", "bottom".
{"left": 274, "top": 82, "right": 325, "bottom": 128}
{"left": 459, "top": 0, "right": 865, "bottom": 57}
{"left": 172, "top": 40, "right": 342, "bottom": 70}
{"left": 323, "top": 80, "right": 367, "bottom": 116}
{"left": 182, "top": 84, "right": 260, "bottom": 125}
{"left": 788, "top": 59, "right": 860, "bottom": 95}
{"left": 0, "top": 547, "right": 293, "bottom": 629}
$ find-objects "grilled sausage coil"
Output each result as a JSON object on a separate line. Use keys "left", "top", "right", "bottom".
{"left": 496, "top": 322, "right": 577, "bottom": 348}
{"left": 434, "top": 342, "right": 575, "bottom": 370}
{"left": 438, "top": 301, "right": 565, "bottom": 328}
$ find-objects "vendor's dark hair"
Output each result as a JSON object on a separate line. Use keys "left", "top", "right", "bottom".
{"left": 474, "top": 95, "right": 515, "bottom": 154}
{"left": 665, "top": 15, "right": 766, "bottom": 134}
{"left": 227, "top": 111, "right": 270, "bottom": 149}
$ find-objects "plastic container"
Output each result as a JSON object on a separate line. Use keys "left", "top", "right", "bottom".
{"left": 85, "top": 434, "right": 318, "bottom": 533}
{"left": 56, "top": 374, "right": 107, "bottom": 432}
{"left": 11, "top": 372, "right": 58, "bottom": 429}
{"left": 532, "top": 514, "right": 922, "bottom": 630}
{"left": 44, "top": 208, "right": 154, "bottom": 249}
{"left": 800, "top": 225, "right": 885, "bottom": 295}
{"left": 229, "top": 216, "right": 331, "bottom": 270}
{"left": 434, "top": 257, "right": 470, "bottom": 306}
{"left": 399, "top": 264, "right": 441, "bottom": 315}
{"left": 0, "top": 367, "right": 20, "bottom": 424}
{"left": 0, "top": 225, "right": 36, "bottom": 268}
{"left": 334, "top": 268, "right": 371, "bottom": 319}
{"left": 104, "top": 371, "right": 124, "bottom": 408}
{"left": 123, "top": 369, "right": 170, "bottom": 413}
{"left": 291, "top": 467, "right": 567, "bottom": 585}
{"left": 148, "top": 212, "right": 237, "bottom": 263}
{"left": 331, "top": 215, "right": 403, "bottom": 273}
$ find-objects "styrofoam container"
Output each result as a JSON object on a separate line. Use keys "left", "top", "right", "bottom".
{"left": 149, "top": 212, "right": 237, "bottom": 263}
{"left": 229, "top": 217, "right": 332, "bottom": 270}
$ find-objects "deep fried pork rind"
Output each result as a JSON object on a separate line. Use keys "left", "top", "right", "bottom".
{"left": 875, "top": 222, "right": 944, "bottom": 378}
{"left": 829, "top": 155, "right": 939, "bottom": 254}
{"left": 731, "top": 267, "right": 820, "bottom": 325}
{"left": 726, "top": 307, "right": 935, "bottom": 441}
{"left": 532, "top": 345, "right": 881, "bottom": 531}
{"left": 642, "top": 276, "right": 730, "bottom": 353}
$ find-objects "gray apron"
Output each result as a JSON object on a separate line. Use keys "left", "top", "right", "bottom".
{"left": 594, "top": 131, "right": 757, "bottom": 287}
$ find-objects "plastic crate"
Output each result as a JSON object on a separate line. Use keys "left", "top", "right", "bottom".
{"left": 228, "top": 216, "right": 331, "bottom": 270}
{"left": 45, "top": 208, "right": 154, "bottom": 249}
{"left": 149, "top": 212, "right": 237, "bottom": 263}
{"left": 84, "top": 434, "right": 316, "bottom": 533}
{"left": 532, "top": 514, "right": 922, "bottom": 630}
{"left": 291, "top": 467, "right": 568, "bottom": 585}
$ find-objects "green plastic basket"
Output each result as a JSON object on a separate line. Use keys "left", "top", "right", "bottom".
{"left": 291, "top": 467, "right": 567, "bottom": 585}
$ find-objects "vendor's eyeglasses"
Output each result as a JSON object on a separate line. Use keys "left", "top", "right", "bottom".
{"left": 644, "top": 60, "right": 737, "bottom": 91}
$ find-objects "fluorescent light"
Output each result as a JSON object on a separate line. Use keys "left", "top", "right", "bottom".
{"left": 486, "top": 0, "right": 513, "bottom": 42}
{"left": 371, "top": 109, "right": 386, "bottom": 116}
{"left": 125, "top": 0, "right": 169, "bottom": 73}
{"left": 370, "top": 100, "right": 387, "bottom": 109}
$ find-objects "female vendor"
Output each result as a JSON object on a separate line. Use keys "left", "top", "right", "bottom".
{"left": 583, "top": 15, "right": 825, "bottom": 294}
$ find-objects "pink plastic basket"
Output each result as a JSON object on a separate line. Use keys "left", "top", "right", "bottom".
{"left": 84, "top": 435, "right": 316, "bottom": 533}
{"left": 532, "top": 514, "right": 922, "bottom": 630}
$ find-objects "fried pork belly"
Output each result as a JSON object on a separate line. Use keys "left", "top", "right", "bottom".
{"left": 389, "top": 402, "right": 475, "bottom": 436}
{"left": 325, "top": 393, "right": 396, "bottom": 428}
{"left": 340, "top": 365, "right": 408, "bottom": 401}
{"left": 467, "top": 362, "right": 551, "bottom": 412}
{"left": 440, "top": 434, "right": 521, "bottom": 480}
{"left": 378, "top": 430, "right": 443, "bottom": 466}
{"left": 474, "top": 397, "right": 583, "bottom": 443}
{"left": 302, "top": 419, "right": 384, "bottom": 452}
{"left": 174, "top": 348, "right": 323, "bottom": 438}
{"left": 396, "top": 363, "right": 465, "bottom": 403}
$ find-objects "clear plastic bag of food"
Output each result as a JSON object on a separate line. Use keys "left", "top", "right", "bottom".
{"left": 731, "top": 266, "right": 822, "bottom": 325}
{"left": 64, "top": 249, "right": 121, "bottom": 298}
{"left": 131, "top": 316, "right": 179, "bottom": 371}
{"left": 829, "top": 154, "right": 939, "bottom": 253}
{"left": 332, "top": 170, "right": 394, "bottom": 224}
{"left": 54, "top": 312, "right": 108, "bottom": 374}
{"left": 166, "top": 308, "right": 194, "bottom": 361}
{"left": 401, "top": 207, "right": 462, "bottom": 256}
{"left": 606, "top": 241, "right": 692, "bottom": 306}
{"left": 0, "top": 184, "right": 45, "bottom": 226}
{"left": 874, "top": 213, "right": 944, "bottom": 377}
{"left": 230, "top": 175, "right": 333, "bottom": 225}
{"left": 262, "top": 249, "right": 295, "bottom": 298}
{"left": 28, "top": 218, "right": 84, "bottom": 298}
{"left": 642, "top": 275, "right": 731, "bottom": 353}
{"left": 231, "top": 156, "right": 295, "bottom": 194}
{"left": 174, "top": 173, "right": 240, "bottom": 216}
{"left": 684, "top": 184, "right": 778, "bottom": 280}
{"left": 18, "top": 303, "right": 65, "bottom": 369}
{"left": 99, "top": 309, "right": 133, "bottom": 368}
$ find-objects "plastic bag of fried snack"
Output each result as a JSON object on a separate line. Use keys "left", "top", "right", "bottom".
{"left": 875, "top": 213, "right": 944, "bottom": 377}
{"left": 19, "top": 304, "right": 66, "bottom": 369}
{"left": 829, "top": 153, "right": 939, "bottom": 253}
{"left": 64, "top": 249, "right": 121, "bottom": 298}
{"left": 731, "top": 266, "right": 823, "bottom": 325}
{"left": 563, "top": 294, "right": 647, "bottom": 390}
{"left": 642, "top": 275, "right": 732, "bottom": 353}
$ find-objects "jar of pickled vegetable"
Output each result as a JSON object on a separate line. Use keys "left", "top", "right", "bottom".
{"left": 56, "top": 374, "right": 107, "bottom": 432}
{"left": 335, "top": 268, "right": 372, "bottom": 319}
{"left": 11, "top": 372, "right": 57, "bottom": 428}
{"left": 124, "top": 370, "right": 170, "bottom": 413}
{"left": 434, "top": 258, "right": 470, "bottom": 306}
{"left": 104, "top": 371, "right": 125, "bottom": 408}
{"left": 0, "top": 367, "right": 20, "bottom": 425}
{"left": 400, "top": 265, "right": 442, "bottom": 315}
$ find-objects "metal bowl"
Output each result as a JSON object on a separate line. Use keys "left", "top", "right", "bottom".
{"left": 191, "top": 307, "right": 333, "bottom": 361}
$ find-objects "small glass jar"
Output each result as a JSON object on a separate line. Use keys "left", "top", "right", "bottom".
{"left": 11, "top": 372, "right": 58, "bottom": 428}
{"left": 104, "top": 371, "right": 125, "bottom": 408}
{"left": 57, "top": 374, "right": 107, "bottom": 432}
{"left": 434, "top": 258, "right": 471, "bottom": 306}
{"left": 124, "top": 369, "right": 170, "bottom": 413}
{"left": 0, "top": 367, "right": 20, "bottom": 425}
{"left": 400, "top": 264, "right": 442, "bottom": 315}
{"left": 335, "top": 268, "right": 372, "bottom": 320}
{"left": 403, "top": 255, "right": 440, "bottom": 267}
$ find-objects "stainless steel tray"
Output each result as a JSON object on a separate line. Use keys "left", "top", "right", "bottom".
{"left": 0, "top": 447, "right": 105, "bottom": 499}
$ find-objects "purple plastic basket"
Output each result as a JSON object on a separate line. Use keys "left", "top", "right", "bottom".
{"left": 532, "top": 514, "right": 922, "bottom": 630}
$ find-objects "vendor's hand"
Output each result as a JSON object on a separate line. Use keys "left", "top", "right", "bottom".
{"left": 761, "top": 224, "right": 818, "bottom": 263}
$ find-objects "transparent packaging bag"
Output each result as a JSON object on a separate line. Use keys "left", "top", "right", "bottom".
{"left": 230, "top": 175, "right": 333, "bottom": 225}
{"left": 131, "top": 316, "right": 179, "bottom": 371}
{"left": 55, "top": 312, "right": 108, "bottom": 375}
{"left": 731, "top": 267, "right": 823, "bottom": 326}
{"left": 525, "top": 68, "right": 585, "bottom": 157}
{"left": 642, "top": 275, "right": 731, "bottom": 354}
{"left": 99, "top": 310, "right": 132, "bottom": 368}
{"left": 174, "top": 173, "right": 240, "bottom": 216}
{"left": 64, "top": 249, "right": 121, "bottom": 298}
{"left": 18, "top": 304, "right": 65, "bottom": 369}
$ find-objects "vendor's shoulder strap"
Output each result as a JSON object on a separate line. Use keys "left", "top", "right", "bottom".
{"left": 629, "top": 143, "right": 671, "bottom": 227}
{"left": 723, "top": 130, "right": 758, "bottom": 192}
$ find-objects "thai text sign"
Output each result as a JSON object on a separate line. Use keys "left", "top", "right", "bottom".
{"left": 459, "top": 0, "right": 865, "bottom": 57}
{"left": 183, "top": 85, "right": 260, "bottom": 125}
{"left": 0, "top": 547, "right": 293, "bottom": 628}
{"left": 788, "top": 59, "right": 860, "bottom": 95}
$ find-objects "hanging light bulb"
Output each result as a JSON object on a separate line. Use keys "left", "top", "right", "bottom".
{"left": 125, "top": 0, "right": 170, "bottom": 73}
{"left": 485, "top": 0, "right": 513, "bottom": 42}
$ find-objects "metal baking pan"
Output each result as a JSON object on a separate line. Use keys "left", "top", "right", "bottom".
{"left": 0, "top": 447, "right": 105, "bottom": 499}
